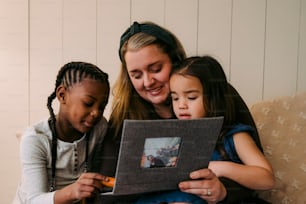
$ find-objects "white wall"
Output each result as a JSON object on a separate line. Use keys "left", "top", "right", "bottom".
{"left": 1, "top": 0, "right": 305, "bottom": 203}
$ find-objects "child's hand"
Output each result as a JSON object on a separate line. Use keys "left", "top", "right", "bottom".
{"left": 54, "top": 172, "right": 107, "bottom": 203}
{"left": 75, "top": 172, "right": 105, "bottom": 197}
{"left": 101, "top": 176, "right": 115, "bottom": 188}
{"left": 208, "top": 161, "right": 225, "bottom": 177}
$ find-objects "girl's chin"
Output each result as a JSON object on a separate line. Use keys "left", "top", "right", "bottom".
{"left": 179, "top": 116, "right": 192, "bottom": 120}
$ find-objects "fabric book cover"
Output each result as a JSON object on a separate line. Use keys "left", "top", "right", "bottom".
{"left": 101, "top": 117, "right": 223, "bottom": 195}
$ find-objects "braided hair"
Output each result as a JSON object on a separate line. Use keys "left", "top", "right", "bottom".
{"left": 46, "top": 61, "right": 110, "bottom": 191}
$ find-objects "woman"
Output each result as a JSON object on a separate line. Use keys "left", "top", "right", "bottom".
{"left": 100, "top": 21, "right": 264, "bottom": 203}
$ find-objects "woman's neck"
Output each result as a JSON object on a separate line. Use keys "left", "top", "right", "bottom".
{"left": 153, "top": 103, "right": 173, "bottom": 119}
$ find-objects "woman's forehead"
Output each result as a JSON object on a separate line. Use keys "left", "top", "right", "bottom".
{"left": 125, "top": 45, "right": 170, "bottom": 68}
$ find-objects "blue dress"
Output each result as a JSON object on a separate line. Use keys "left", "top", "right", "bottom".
{"left": 134, "top": 124, "right": 254, "bottom": 204}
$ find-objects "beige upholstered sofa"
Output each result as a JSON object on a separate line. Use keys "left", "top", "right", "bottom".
{"left": 250, "top": 92, "right": 306, "bottom": 204}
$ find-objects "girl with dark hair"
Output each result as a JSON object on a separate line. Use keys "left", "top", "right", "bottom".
{"left": 176, "top": 56, "right": 275, "bottom": 202}
{"left": 137, "top": 56, "right": 275, "bottom": 203}
{"left": 14, "top": 62, "right": 110, "bottom": 203}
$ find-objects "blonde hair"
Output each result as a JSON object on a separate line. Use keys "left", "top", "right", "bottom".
{"left": 109, "top": 22, "right": 186, "bottom": 138}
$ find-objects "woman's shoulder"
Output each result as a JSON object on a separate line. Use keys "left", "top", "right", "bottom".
{"left": 95, "top": 116, "right": 108, "bottom": 131}
{"left": 91, "top": 117, "right": 108, "bottom": 140}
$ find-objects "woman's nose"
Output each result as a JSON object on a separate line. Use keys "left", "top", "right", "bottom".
{"left": 143, "top": 74, "right": 154, "bottom": 87}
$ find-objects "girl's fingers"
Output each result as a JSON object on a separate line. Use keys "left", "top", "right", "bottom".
{"left": 81, "top": 172, "right": 105, "bottom": 180}
{"left": 79, "top": 173, "right": 108, "bottom": 190}
{"left": 190, "top": 168, "right": 216, "bottom": 180}
{"left": 101, "top": 176, "right": 115, "bottom": 188}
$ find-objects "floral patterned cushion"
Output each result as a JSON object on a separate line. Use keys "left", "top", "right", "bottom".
{"left": 250, "top": 92, "right": 306, "bottom": 204}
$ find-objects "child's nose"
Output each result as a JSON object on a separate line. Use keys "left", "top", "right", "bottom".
{"left": 90, "top": 109, "right": 100, "bottom": 118}
{"left": 178, "top": 99, "right": 188, "bottom": 109}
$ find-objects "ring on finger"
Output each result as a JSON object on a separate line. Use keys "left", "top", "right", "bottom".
{"left": 207, "top": 188, "right": 212, "bottom": 196}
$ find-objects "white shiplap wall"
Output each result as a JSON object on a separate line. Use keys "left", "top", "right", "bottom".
{"left": 1, "top": 0, "right": 305, "bottom": 203}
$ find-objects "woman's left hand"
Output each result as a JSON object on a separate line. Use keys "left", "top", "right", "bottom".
{"left": 178, "top": 168, "right": 227, "bottom": 204}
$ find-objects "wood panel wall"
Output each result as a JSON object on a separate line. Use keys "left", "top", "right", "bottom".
{"left": 1, "top": 0, "right": 305, "bottom": 203}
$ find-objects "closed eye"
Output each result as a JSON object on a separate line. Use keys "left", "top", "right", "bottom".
{"left": 84, "top": 102, "right": 94, "bottom": 107}
{"left": 188, "top": 96, "right": 198, "bottom": 100}
{"left": 130, "top": 71, "right": 142, "bottom": 79}
{"left": 170, "top": 93, "right": 179, "bottom": 101}
{"left": 172, "top": 97, "right": 179, "bottom": 101}
{"left": 149, "top": 64, "right": 162, "bottom": 73}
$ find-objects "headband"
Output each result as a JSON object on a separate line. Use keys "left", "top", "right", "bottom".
{"left": 119, "top": 21, "right": 177, "bottom": 61}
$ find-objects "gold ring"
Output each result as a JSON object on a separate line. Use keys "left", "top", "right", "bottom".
{"left": 207, "top": 188, "right": 212, "bottom": 196}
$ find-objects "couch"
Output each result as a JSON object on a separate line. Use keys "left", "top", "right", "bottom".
{"left": 15, "top": 92, "right": 306, "bottom": 203}
{"left": 250, "top": 91, "right": 306, "bottom": 204}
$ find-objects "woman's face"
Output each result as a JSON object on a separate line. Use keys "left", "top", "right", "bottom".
{"left": 125, "top": 44, "right": 172, "bottom": 106}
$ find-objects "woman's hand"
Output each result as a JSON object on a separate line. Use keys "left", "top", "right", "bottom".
{"left": 178, "top": 168, "right": 227, "bottom": 204}
{"left": 54, "top": 172, "right": 108, "bottom": 203}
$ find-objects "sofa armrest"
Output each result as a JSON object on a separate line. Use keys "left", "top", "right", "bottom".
{"left": 250, "top": 92, "right": 306, "bottom": 204}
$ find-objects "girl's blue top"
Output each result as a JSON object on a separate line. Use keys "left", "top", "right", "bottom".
{"left": 135, "top": 123, "right": 255, "bottom": 204}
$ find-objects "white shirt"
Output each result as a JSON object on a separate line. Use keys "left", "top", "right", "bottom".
{"left": 13, "top": 117, "right": 107, "bottom": 204}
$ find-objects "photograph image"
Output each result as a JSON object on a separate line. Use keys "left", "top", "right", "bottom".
{"left": 140, "top": 137, "right": 181, "bottom": 168}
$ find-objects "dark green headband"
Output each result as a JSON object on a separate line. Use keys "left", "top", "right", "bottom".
{"left": 119, "top": 21, "right": 178, "bottom": 61}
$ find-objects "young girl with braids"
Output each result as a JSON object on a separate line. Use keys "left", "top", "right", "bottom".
{"left": 13, "top": 62, "right": 110, "bottom": 204}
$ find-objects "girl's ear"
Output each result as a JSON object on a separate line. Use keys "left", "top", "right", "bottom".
{"left": 56, "top": 85, "right": 66, "bottom": 104}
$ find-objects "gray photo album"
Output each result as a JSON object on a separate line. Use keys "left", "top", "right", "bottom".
{"left": 101, "top": 117, "right": 224, "bottom": 195}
